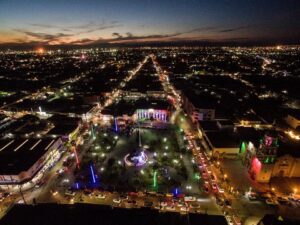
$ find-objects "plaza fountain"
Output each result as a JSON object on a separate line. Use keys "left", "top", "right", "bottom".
{"left": 124, "top": 127, "right": 148, "bottom": 167}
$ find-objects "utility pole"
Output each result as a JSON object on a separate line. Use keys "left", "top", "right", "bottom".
{"left": 19, "top": 184, "right": 27, "bottom": 204}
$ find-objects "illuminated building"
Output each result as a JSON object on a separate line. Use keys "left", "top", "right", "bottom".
{"left": 181, "top": 92, "right": 215, "bottom": 122}
{"left": 0, "top": 138, "right": 63, "bottom": 187}
{"left": 136, "top": 109, "right": 168, "bottom": 122}
{"left": 242, "top": 132, "right": 300, "bottom": 182}
{"left": 101, "top": 97, "right": 172, "bottom": 126}
{"left": 243, "top": 134, "right": 278, "bottom": 182}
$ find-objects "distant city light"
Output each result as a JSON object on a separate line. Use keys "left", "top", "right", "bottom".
{"left": 37, "top": 48, "right": 44, "bottom": 54}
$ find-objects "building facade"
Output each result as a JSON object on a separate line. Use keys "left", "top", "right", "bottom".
{"left": 181, "top": 93, "right": 215, "bottom": 122}
{"left": 241, "top": 134, "right": 300, "bottom": 183}
{"left": 285, "top": 114, "right": 300, "bottom": 129}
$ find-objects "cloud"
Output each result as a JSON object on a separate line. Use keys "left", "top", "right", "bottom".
{"left": 14, "top": 29, "right": 72, "bottom": 44}
{"left": 219, "top": 26, "right": 250, "bottom": 33}
{"left": 29, "top": 23, "right": 58, "bottom": 29}
{"left": 84, "top": 24, "right": 122, "bottom": 33}
{"left": 108, "top": 26, "right": 221, "bottom": 43}
{"left": 68, "top": 38, "right": 96, "bottom": 45}
{"left": 112, "top": 32, "right": 123, "bottom": 38}
{"left": 2, "top": 24, "right": 254, "bottom": 47}
{"left": 29, "top": 21, "right": 122, "bottom": 35}
{"left": 126, "top": 32, "right": 133, "bottom": 37}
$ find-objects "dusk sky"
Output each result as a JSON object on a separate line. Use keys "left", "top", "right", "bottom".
{"left": 0, "top": 0, "right": 300, "bottom": 46}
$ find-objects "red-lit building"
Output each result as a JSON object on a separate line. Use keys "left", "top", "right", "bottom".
{"left": 241, "top": 132, "right": 300, "bottom": 183}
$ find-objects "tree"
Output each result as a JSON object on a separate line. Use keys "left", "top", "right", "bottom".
{"left": 107, "top": 158, "right": 116, "bottom": 168}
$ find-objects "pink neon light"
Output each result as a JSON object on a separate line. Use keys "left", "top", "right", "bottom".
{"left": 252, "top": 157, "right": 261, "bottom": 174}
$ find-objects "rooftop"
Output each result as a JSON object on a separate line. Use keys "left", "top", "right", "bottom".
{"left": 0, "top": 138, "right": 58, "bottom": 175}
{"left": 287, "top": 110, "right": 300, "bottom": 121}
{"left": 199, "top": 121, "right": 219, "bottom": 132}
{"left": 205, "top": 131, "right": 239, "bottom": 149}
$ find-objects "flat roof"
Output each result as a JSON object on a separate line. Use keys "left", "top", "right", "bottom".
{"left": 0, "top": 115, "right": 39, "bottom": 135}
{"left": 47, "top": 123, "right": 78, "bottom": 136}
{"left": 199, "top": 121, "right": 219, "bottom": 132}
{"left": 238, "top": 111, "right": 263, "bottom": 122}
{"left": 217, "top": 120, "right": 234, "bottom": 126}
{"left": 0, "top": 138, "right": 58, "bottom": 175}
{"left": 48, "top": 114, "right": 80, "bottom": 125}
{"left": 205, "top": 131, "right": 239, "bottom": 149}
{"left": 287, "top": 110, "right": 300, "bottom": 121}
{"left": 278, "top": 137, "right": 300, "bottom": 158}
{"left": 7, "top": 96, "right": 94, "bottom": 115}
{"left": 184, "top": 90, "right": 217, "bottom": 109}
{"left": 236, "top": 127, "right": 265, "bottom": 146}
{"left": 0, "top": 203, "right": 227, "bottom": 225}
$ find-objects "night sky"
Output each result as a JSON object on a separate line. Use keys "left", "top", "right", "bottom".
{"left": 0, "top": 0, "right": 300, "bottom": 46}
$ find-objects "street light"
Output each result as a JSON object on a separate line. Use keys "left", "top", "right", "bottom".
{"left": 293, "top": 188, "right": 298, "bottom": 195}
{"left": 271, "top": 187, "right": 275, "bottom": 192}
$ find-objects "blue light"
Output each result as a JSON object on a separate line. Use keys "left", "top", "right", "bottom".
{"left": 173, "top": 187, "right": 180, "bottom": 196}
{"left": 90, "top": 163, "right": 96, "bottom": 183}
{"left": 76, "top": 182, "right": 79, "bottom": 189}
{"left": 114, "top": 117, "right": 118, "bottom": 132}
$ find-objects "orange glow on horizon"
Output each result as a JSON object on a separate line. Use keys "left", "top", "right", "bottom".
{"left": 37, "top": 47, "right": 45, "bottom": 54}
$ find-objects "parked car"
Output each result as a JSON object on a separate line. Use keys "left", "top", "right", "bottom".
{"left": 184, "top": 196, "right": 196, "bottom": 202}
{"left": 211, "top": 183, "right": 218, "bottom": 191}
{"left": 95, "top": 193, "right": 106, "bottom": 199}
{"left": 113, "top": 198, "right": 121, "bottom": 204}
{"left": 144, "top": 201, "right": 153, "bottom": 207}
{"left": 277, "top": 196, "right": 289, "bottom": 204}
{"left": 248, "top": 192, "right": 258, "bottom": 200}
{"left": 225, "top": 216, "right": 234, "bottom": 225}
{"left": 204, "top": 185, "right": 209, "bottom": 193}
{"left": 232, "top": 215, "right": 241, "bottom": 225}
{"left": 266, "top": 198, "right": 279, "bottom": 205}
{"left": 65, "top": 190, "right": 76, "bottom": 197}
{"left": 160, "top": 201, "right": 168, "bottom": 207}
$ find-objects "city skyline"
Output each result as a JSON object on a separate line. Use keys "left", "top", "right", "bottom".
{"left": 0, "top": 1, "right": 300, "bottom": 224}
{"left": 1, "top": 0, "right": 300, "bottom": 48}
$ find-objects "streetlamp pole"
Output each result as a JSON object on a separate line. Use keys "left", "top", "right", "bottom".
{"left": 19, "top": 184, "right": 27, "bottom": 204}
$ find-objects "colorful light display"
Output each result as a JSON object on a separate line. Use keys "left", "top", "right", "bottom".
{"left": 114, "top": 117, "right": 118, "bottom": 132}
{"left": 153, "top": 170, "right": 157, "bottom": 188}
{"left": 124, "top": 151, "right": 148, "bottom": 167}
{"left": 136, "top": 109, "right": 168, "bottom": 122}
{"left": 265, "top": 136, "right": 273, "bottom": 147}
{"left": 174, "top": 188, "right": 179, "bottom": 196}
{"left": 251, "top": 157, "right": 262, "bottom": 175}
{"left": 90, "top": 163, "right": 96, "bottom": 184}
{"left": 240, "top": 141, "right": 246, "bottom": 154}
{"left": 91, "top": 124, "right": 96, "bottom": 140}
